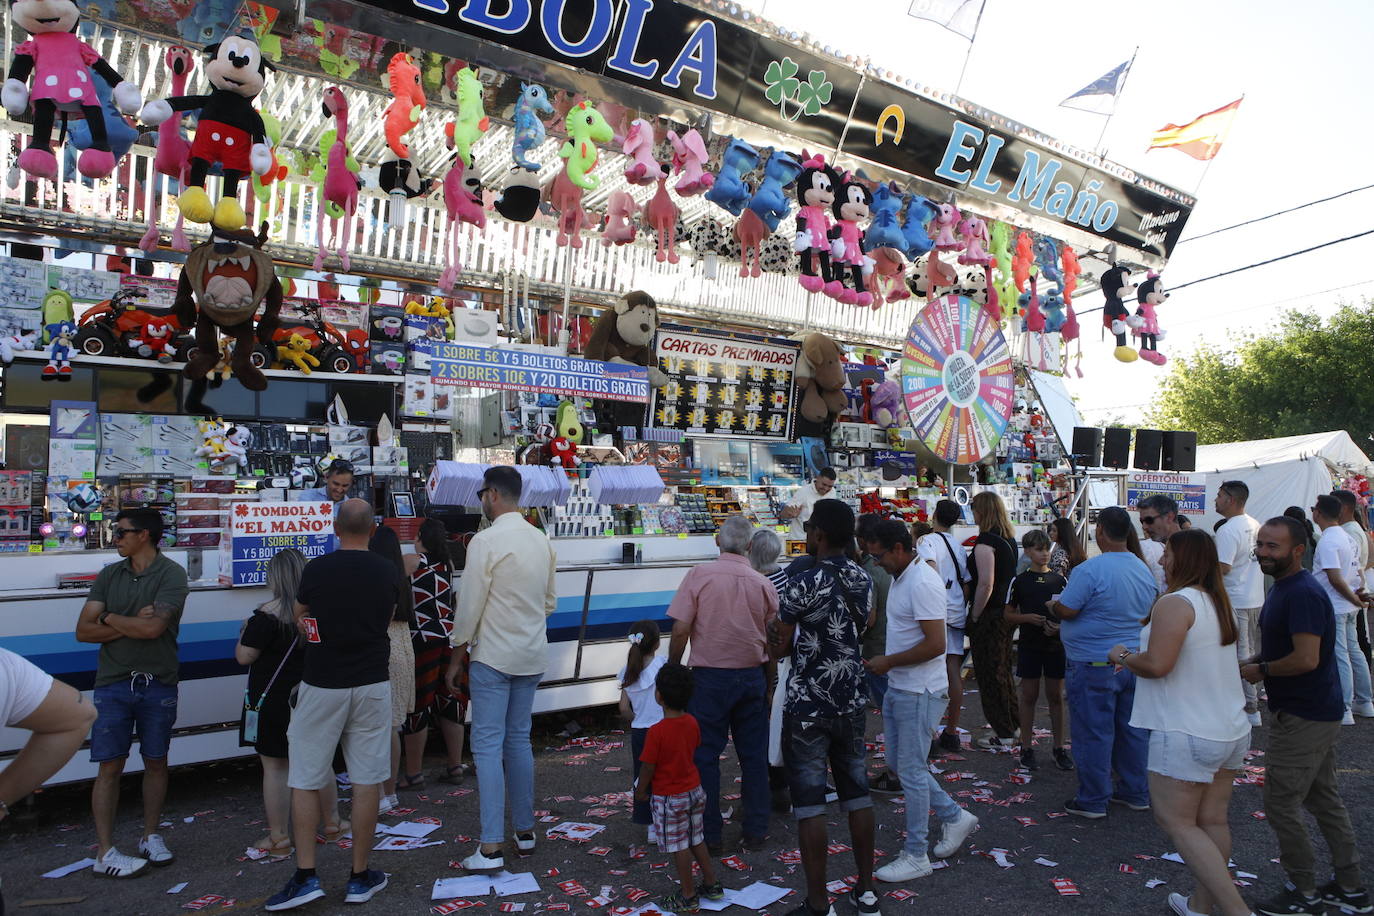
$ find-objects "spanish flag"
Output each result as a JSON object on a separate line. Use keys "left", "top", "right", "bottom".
{"left": 1148, "top": 97, "right": 1243, "bottom": 160}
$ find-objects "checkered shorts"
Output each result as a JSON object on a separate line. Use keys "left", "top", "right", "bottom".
{"left": 651, "top": 786, "right": 706, "bottom": 853}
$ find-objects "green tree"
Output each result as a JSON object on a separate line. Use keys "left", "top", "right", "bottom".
{"left": 1146, "top": 299, "right": 1374, "bottom": 457}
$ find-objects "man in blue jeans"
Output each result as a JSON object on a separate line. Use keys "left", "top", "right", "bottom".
{"left": 448, "top": 466, "right": 557, "bottom": 871}
{"left": 1051, "top": 506, "right": 1156, "bottom": 818}
{"left": 668, "top": 515, "right": 777, "bottom": 854}
{"left": 867, "top": 520, "right": 979, "bottom": 882}
{"left": 75, "top": 507, "right": 189, "bottom": 878}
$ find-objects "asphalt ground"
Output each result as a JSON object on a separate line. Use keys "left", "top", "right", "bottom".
{"left": 3, "top": 682, "right": 1372, "bottom": 916}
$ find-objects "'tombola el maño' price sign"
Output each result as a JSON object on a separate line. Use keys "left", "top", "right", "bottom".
{"left": 223, "top": 502, "right": 338, "bottom": 587}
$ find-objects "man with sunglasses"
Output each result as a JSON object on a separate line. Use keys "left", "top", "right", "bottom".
{"left": 296, "top": 460, "right": 355, "bottom": 513}
{"left": 1136, "top": 494, "right": 1181, "bottom": 596}
{"left": 75, "top": 507, "right": 189, "bottom": 878}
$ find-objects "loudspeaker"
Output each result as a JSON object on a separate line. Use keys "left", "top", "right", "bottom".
{"left": 1134, "top": 428, "right": 1164, "bottom": 470}
{"left": 1103, "top": 427, "right": 1131, "bottom": 469}
{"left": 1162, "top": 431, "right": 1197, "bottom": 472}
{"left": 1071, "top": 426, "right": 1103, "bottom": 467}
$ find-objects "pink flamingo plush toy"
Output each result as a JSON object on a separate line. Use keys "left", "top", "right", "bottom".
{"left": 438, "top": 122, "right": 487, "bottom": 292}
{"left": 601, "top": 190, "right": 637, "bottom": 246}
{"left": 140, "top": 46, "right": 194, "bottom": 253}
{"left": 644, "top": 175, "right": 680, "bottom": 263}
{"left": 550, "top": 169, "right": 591, "bottom": 249}
{"left": 314, "top": 87, "right": 361, "bottom": 273}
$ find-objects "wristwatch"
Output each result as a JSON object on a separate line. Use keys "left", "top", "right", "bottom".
{"left": 1116, "top": 649, "right": 1132, "bottom": 663}
{"left": 98, "top": 611, "right": 110, "bottom": 626}
{"left": 1259, "top": 661, "right": 1269, "bottom": 677}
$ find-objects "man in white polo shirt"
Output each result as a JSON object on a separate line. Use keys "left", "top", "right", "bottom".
{"left": 1312, "top": 495, "right": 1374, "bottom": 724}
{"left": 1214, "top": 480, "right": 1265, "bottom": 726}
{"left": 780, "top": 468, "right": 838, "bottom": 541}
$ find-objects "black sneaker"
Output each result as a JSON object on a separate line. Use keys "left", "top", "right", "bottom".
{"left": 700, "top": 883, "right": 726, "bottom": 902}
{"left": 1063, "top": 798, "right": 1106, "bottom": 819}
{"left": 787, "top": 902, "right": 837, "bottom": 916}
{"left": 741, "top": 834, "right": 769, "bottom": 852}
{"left": 1319, "top": 881, "right": 1372, "bottom": 914}
{"left": 854, "top": 888, "right": 880, "bottom": 916}
{"left": 1053, "top": 747, "right": 1075, "bottom": 771}
{"left": 937, "top": 731, "right": 961, "bottom": 752}
{"left": 868, "top": 772, "right": 903, "bottom": 794}
{"left": 1019, "top": 748, "right": 1038, "bottom": 770}
{"left": 1256, "top": 885, "right": 1327, "bottom": 916}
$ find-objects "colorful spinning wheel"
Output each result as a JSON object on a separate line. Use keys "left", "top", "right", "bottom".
{"left": 900, "top": 294, "right": 1014, "bottom": 465}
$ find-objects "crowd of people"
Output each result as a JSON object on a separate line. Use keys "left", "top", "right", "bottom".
{"left": 1, "top": 473, "right": 1372, "bottom": 916}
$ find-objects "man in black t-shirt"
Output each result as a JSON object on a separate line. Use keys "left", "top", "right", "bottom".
{"left": 267, "top": 500, "right": 397, "bottom": 911}
{"left": 1244, "top": 517, "right": 1368, "bottom": 916}
{"left": 1006, "top": 530, "right": 1071, "bottom": 773}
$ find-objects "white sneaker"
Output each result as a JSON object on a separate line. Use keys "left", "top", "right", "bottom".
{"left": 1342, "top": 709, "right": 1356, "bottom": 726}
{"left": 513, "top": 832, "right": 536, "bottom": 854}
{"left": 378, "top": 794, "right": 398, "bottom": 815}
{"left": 933, "top": 809, "right": 979, "bottom": 858}
{"left": 1167, "top": 891, "right": 1206, "bottom": 916}
{"left": 1247, "top": 710, "right": 1262, "bottom": 727}
{"left": 875, "top": 851, "right": 933, "bottom": 882}
{"left": 1353, "top": 701, "right": 1374, "bottom": 718}
{"left": 138, "top": 833, "right": 174, "bottom": 866}
{"left": 92, "top": 847, "right": 149, "bottom": 878}
{"left": 462, "top": 848, "right": 505, "bottom": 871}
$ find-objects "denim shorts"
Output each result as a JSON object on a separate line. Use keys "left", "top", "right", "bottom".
{"left": 1147, "top": 729, "right": 1249, "bottom": 783}
{"left": 90, "top": 677, "right": 178, "bottom": 762}
{"left": 946, "top": 625, "right": 966, "bottom": 656}
{"left": 782, "top": 709, "right": 872, "bottom": 820}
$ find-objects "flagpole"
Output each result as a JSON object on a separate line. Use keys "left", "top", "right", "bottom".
{"left": 1193, "top": 92, "right": 1244, "bottom": 197}
{"left": 1093, "top": 46, "right": 1137, "bottom": 158}
{"left": 954, "top": 0, "right": 988, "bottom": 97}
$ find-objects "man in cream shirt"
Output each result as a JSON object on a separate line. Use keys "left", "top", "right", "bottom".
{"left": 447, "top": 466, "right": 557, "bottom": 871}
{"left": 779, "top": 468, "right": 838, "bottom": 540}
{"left": 1214, "top": 480, "right": 1265, "bottom": 726}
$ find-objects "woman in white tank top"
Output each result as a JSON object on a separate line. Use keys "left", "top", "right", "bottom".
{"left": 1109, "top": 529, "right": 1255, "bottom": 916}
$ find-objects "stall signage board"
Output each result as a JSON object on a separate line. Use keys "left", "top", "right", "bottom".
{"left": 429, "top": 342, "right": 648, "bottom": 403}
{"left": 346, "top": 0, "right": 1191, "bottom": 259}
{"left": 1125, "top": 471, "right": 1207, "bottom": 516}
{"left": 648, "top": 326, "right": 798, "bottom": 440}
{"left": 224, "top": 502, "right": 338, "bottom": 587}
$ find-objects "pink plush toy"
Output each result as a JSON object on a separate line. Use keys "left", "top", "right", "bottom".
{"left": 601, "top": 189, "right": 637, "bottom": 246}
{"left": 438, "top": 152, "right": 486, "bottom": 292}
{"left": 644, "top": 175, "right": 680, "bottom": 263}
{"left": 1061, "top": 244, "right": 1082, "bottom": 304}
{"left": 956, "top": 214, "right": 991, "bottom": 265}
{"left": 931, "top": 203, "right": 961, "bottom": 251}
{"left": 869, "top": 247, "right": 909, "bottom": 304}
{"left": 314, "top": 87, "right": 361, "bottom": 273}
{"left": 622, "top": 118, "right": 662, "bottom": 186}
{"left": 550, "top": 169, "right": 592, "bottom": 249}
{"left": 4, "top": 0, "right": 142, "bottom": 181}
{"left": 140, "top": 46, "right": 194, "bottom": 253}
{"left": 668, "top": 128, "right": 714, "bottom": 196}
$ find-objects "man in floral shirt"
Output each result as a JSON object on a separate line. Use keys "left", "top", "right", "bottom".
{"left": 772, "top": 500, "right": 878, "bottom": 916}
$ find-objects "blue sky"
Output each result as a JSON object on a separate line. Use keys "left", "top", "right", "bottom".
{"left": 735, "top": 0, "right": 1374, "bottom": 425}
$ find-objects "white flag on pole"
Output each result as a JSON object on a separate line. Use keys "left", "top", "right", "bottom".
{"left": 906, "top": 0, "right": 984, "bottom": 40}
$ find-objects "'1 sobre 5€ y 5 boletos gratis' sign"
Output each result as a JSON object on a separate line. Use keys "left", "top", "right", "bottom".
{"left": 224, "top": 502, "right": 338, "bottom": 587}
{"left": 429, "top": 342, "right": 649, "bottom": 403}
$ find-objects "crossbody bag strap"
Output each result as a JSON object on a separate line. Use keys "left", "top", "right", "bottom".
{"left": 249, "top": 635, "right": 298, "bottom": 711}
{"left": 939, "top": 532, "right": 968, "bottom": 585}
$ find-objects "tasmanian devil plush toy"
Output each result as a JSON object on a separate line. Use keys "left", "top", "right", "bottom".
{"left": 4, "top": 0, "right": 143, "bottom": 180}
{"left": 141, "top": 35, "right": 274, "bottom": 230}
{"left": 173, "top": 223, "right": 283, "bottom": 391}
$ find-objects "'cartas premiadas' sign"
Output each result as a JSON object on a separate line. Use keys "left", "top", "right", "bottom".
{"left": 224, "top": 502, "right": 338, "bottom": 587}
{"left": 430, "top": 342, "right": 649, "bottom": 403}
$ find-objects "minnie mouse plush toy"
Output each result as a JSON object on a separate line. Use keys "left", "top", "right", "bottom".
{"left": 830, "top": 173, "right": 873, "bottom": 306}
{"left": 793, "top": 150, "right": 839, "bottom": 295}
{"left": 141, "top": 35, "right": 274, "bottom": 230}
{"left": 1135, "top": 272, "right": 1169, "bottom": 365}
{"left": 4, "top": 0, "right": 143, "bottom": 180}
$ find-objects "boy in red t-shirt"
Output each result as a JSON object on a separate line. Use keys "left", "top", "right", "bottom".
{"left": 634, "top": 662, "right": 724, "bottom": 913}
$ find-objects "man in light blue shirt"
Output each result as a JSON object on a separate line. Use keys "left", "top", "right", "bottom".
{"left": 296, "top": 460, "right": 354, "bottom": 515}
{"left": 1052, "top": 506, "right": 1157, "bottom": 818}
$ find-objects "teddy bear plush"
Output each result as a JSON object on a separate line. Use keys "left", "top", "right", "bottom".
{"left": 795, "top": 332, "right": 848, "bottom": 438}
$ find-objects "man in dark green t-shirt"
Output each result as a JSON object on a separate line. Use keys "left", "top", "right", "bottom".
{"left": 75, "top": 507, "right": 189, "bottom": 878}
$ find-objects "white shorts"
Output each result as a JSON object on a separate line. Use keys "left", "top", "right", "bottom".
{"left": 287, "top": 681, "right": 391, "bottom": 790}
{"left": 1147, "top": 729, "right": 1248, "bottom": 784}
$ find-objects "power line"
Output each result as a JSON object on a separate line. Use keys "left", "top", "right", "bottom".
{"left": 1166, "top": 278, "right": 1374, "bottom": 329}
{"left": 1176, "top": 183, "right": 1374, "bottom": 244}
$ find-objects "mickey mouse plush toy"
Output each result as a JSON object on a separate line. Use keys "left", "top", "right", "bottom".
{"left": 141, "top": 35, "right": 273, "bottom": 230}
{"left": 1098, "top": 264, "right": 1141, "bottom": 364}
{"left": 3, "top": 0, "right": 143, "bottom": 180}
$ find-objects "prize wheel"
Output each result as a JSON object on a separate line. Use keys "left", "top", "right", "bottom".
{"left": 900, "top": 294, "right": 1014, "bottom": 465}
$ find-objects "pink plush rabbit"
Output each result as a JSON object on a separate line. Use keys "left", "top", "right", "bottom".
{"left": 668, "top": 128, "right": 714, "bottom": 196}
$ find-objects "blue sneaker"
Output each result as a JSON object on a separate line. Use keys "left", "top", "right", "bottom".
{"left": 344, "top": 869, "right": 388, "bottom": 904}
{"left": 265, "top": 875, "right": 325, "bottom": 911}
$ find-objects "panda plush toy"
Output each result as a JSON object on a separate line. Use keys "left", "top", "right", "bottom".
{"left": 141, "top": 35, "right": 274, "bottom": 231}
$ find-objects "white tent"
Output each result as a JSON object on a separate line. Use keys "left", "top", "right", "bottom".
{"left": 1191, "top": 430, "right": 1373, "bottom": 530}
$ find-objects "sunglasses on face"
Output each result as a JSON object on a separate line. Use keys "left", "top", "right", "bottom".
{"left": 1140, "top": 515, "right": 1157, "bottom": 525}
{"left": 477, "top": 488, "right": 490, "bottom": 498}
{"left": 112, "top": 526, "right": 144, "bottom": 539}
{"left": 327, "top": 460, "right": 355, "bottom": 474}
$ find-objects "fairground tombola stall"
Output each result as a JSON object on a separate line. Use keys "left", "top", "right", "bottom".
{"left": 0, "top": 0, "right": 1193, "bottom": 782}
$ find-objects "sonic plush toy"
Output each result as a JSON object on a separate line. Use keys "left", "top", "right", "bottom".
{"left": 43, "top": 320, "right": 76, "bottom": 379}
{"left": 141, "top": 35, "right": 274, "bottom": 230}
